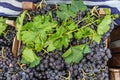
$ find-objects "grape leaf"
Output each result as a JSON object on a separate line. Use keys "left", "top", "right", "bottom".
{"left": 97, "top": 15, "right": 111, "bottom": 35}
{"left": 57, "top": 4, "right": 73, "bottom": 20}
{"left": 29, "top": 55, "right": 40, "bottom": 68}
{"left": 74, "top": 27, "right": 95, "bottom": 40}
{"left": 92, "top": 33, "right": 102, "bottom": 44}
{"left": 53, "top": 35, "right": 71, "bottom": 50}
{"left": 46, "top": 27, "right": 67, "bottom": 45}
{"left": 33, "top": 15, "right": 57, "bottom": 32}
{"left": 67, "top": 22, "right": 77, "bottom": 30}
{"left": 21, "top": 57, "right": 29, "bottom": 64}
{"left": 46, "top": 25, "right": 72, "bottom": 50}
{"left": 34, "top": 35, "right": 44, "bottom": 52}
{"left": 0, "top": 22, "right": 7, "bottom": 35}
{"left": 0, "top": 17, "right": 7, "bottom": 35}
{"left": 22, "top": 22, "right": 34, "bottom": 31}
{"left": 20, "top": 14, "right": 58, "bottom": 52}
{"left": 83, "top": 45, "right": 90, "bottom": 54}
{"left": 16, "top": 11, "right": 27, "bottom": 40}
{"left": 57, "top": 0, "right": 87, "bottom": 20}
{"left": 62, "top": 44, "right": 90, "bottom": 64}
{"left": 62, "top": 47, "right": 72, "bottom": 58}
{"left": 74, "top": 29, "right": 84, "bottom": 40}
{"left": 35, "top": 44, "right": 42, "bottom": 52}
{"left": 21, "top": 48, "right": 40, "bottom": 68}
{"left": 22, "top": 48, "right": 35, "bottom": 63}
{"left": 70, "top": 0, "right": 87, "bottom": 12}
{"left": 0, "top": 17, "right": 7, "bottom": 22}
{"left": 103, "top": 8, "right": 111, "bottom": 15}
{"left": 74, "top": 27, "right": 103, "bottom": 44}
{"left": 21, "top": 31, "right": 37, "bottom": 45}
{"left": 62, "top": 45, "right": 83, "bottom": 64}
{"left": 61, "top": 36, "right": 71, "bottom": 48}
{"left": 47, "top": 42, "right": 56, "bottom": 52}
{"left": 63, "top": 48, "right": 83, "bottom": 64}
{"left": 47, "top": 34, "right": 72, "bottom": 52}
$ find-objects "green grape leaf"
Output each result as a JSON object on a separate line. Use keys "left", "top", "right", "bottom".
{"left": 47, "top": 42, "right": 56, "bottom": 52}
{"left": 22, "top": 22, "right": 34, "bottom": 31}
{"left": 83, "top": 45, "right": 90, "bottom": 54}
{"left": 56, "top": 4, "right": 70, "bottom": 20}
{"left": 67, "top": 22, "right": 77, "bottom": 30}
{"left": 35, "top": 43, "right": 42, "bottom": 52}
{"left": 97, "top": 15, "right": 111, "bottom": 35}
{"left": 0, "top": 23, "right": 7, "bottom": 35}
{"left": 59, "top": 4, "right": 68, "bottom": 11}
{"left": 46, "top": 27, "right": 67, "bottom": 45}
{"left": 62, "top": 45, "right": 83, "bottom": 64}
{"left": 20, "top": 14, "right": 56, "bottom": 51}
{"left": 45, "top": 26, "right": 69, "bottom": 50}
{"left": 74, "top": 29, "right": 83, "bottom": 40}
{"left": 92, "top": 33, "right": 102, "bottom": 44}
{"left": 34, "top": 35, "right": 44, "bottom": 52}
{"left": 21, "top": 31, "right": 36, "bottom": 45}
{"left": 32, "top": 15, "right": 57, "bottom": 32}
{"left": 103, "top": 8, "right": 111, "bottom": 15}
{"left": 70, "top": 0, "right": 87, "bottom": 12}
{"left": 29, "top": 56, "right": 41, "bottom": 68}
{"left": 0, "top": 17, "right": 7, "bottom": 35}
{"left": 74, "top": 27, "right": 94, "bottom": 40}
{"left": 62, "top": 44, "right": 90, "bottom": 64}
{"left": 62, "top": 47, "right": 72, "bottom": 58}
{"left": 84, "top": 27, "right": 95, "bottom": 35}
{"left": 39, "top": 22, "right": 57, "bottom": 31}
{"left": 21, "top": 57, "right": 29, "bottom": 64}
{"left": 61, "top": 36, "right": 70, "bottom": 48}
{"left": 57, "top": 0, "right": 87, "bottom": 20}
{"left": 16, "top": 11, "right": 27, "bottom": 40}
{"left": 22, "top": 48, "right": 36, "bottom": 63}
{"left": 33, "top": 15, "right": 43, "bottom": 24}
{"left": 53, "top": 39, "right": 62, "bottom": 49}
{"left": 52, "top": 35, "right": 71, "bottom": 50}
{"left": 0, "top": 17, "right": 7, "bottom": 22}
{"left": 21, "top": 48, "right": 40, "bottom": 68}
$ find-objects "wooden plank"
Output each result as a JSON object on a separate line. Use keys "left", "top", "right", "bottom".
{"left": 17, "top": 40, "right": 21, "bottom": 56}
{"left": 111, "top": 40, "right": 120, "bottom": 48}
{"left": 106, "top": 38, "right": 109, "bottom": 48}
{"left": 109, "top": 68, "right": 120, "bottom": 80}
{"left": 12, "top": 36, "right": 19, "bottom": 57}
{"left": 111, "top": 47, "right": 120, "bottom": 53}
{"left": 111, "top": 27, "right": 120, "bottom": 42}
{"left": 22, "top": 2, "right": 36, "bottom": 10}
{"left": 5, "top": 20, "right": 16, "bottom": 27}
{"left": 99, "top": 8, "right": 106, "bottom": 16}
{"left": 108, "top": 53, "right": 120, "bottom": 67}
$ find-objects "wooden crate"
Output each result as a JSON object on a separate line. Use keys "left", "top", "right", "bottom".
{"left": 109, "top": 68, "right": 120, "bottom": 80}
{"left": 110, "top": 26, "right": 120, "bottom": 53}
{"left": 108, "top": 26, "right": 120, "bottom": 67}
{"left": 108, "top": 53, "right": 120, "bottom": 68}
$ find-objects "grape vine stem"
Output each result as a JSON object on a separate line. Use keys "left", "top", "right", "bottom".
{"left": 65, "top": 19, "right": 99, "bottom": 35}
{"left": 60, "top": 71, "right": 71, "bottom": 80}
{"left": 17, "top": 62, "right": 26, "bottom": 71}
{"left": 2, "top": 47, "right": 5, "bottom": 59}
{"left": 42, "top": 48, "right": 49, "bottom": 54}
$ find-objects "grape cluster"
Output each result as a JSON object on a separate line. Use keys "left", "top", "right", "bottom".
{"left": 0, "top": 26, "right": 16, "bottom": 48}
{"left": 0, "top": 26, "right": 20, "bottom": 80}
{"left": 24, "top": 4, "right": 55, "bottom": 24}
{"left": 32, "top": 37, "right": 111, "bottom": 80}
